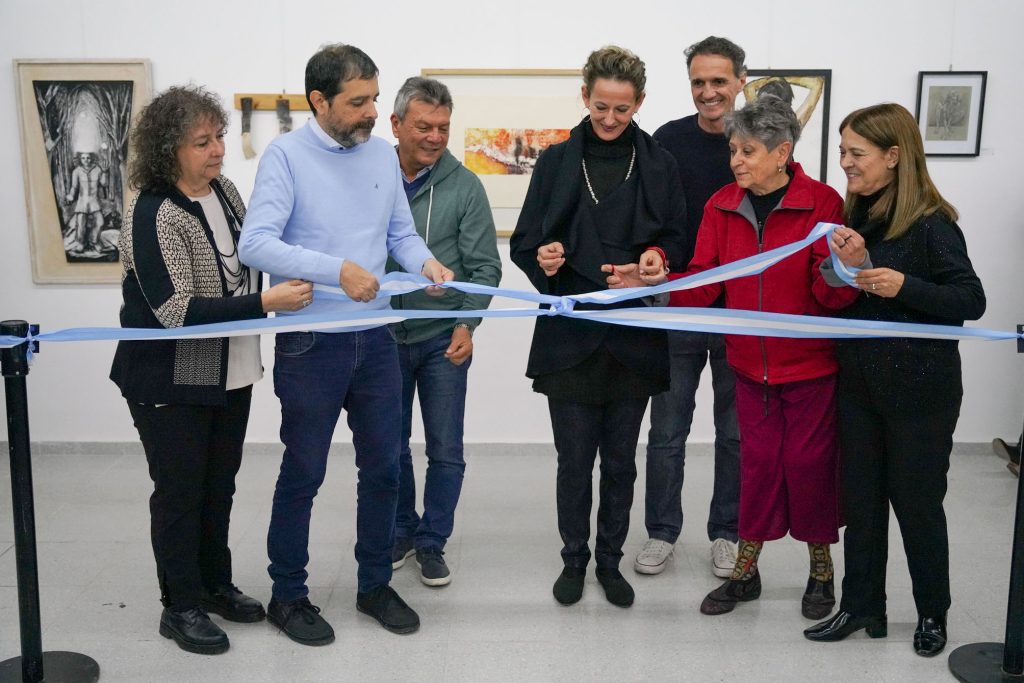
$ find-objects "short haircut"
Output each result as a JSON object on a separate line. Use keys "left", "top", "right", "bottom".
{"left": 582, "top": 45, "right": 646, "bottom": 100}
{"left": 685, "top": 36, "right": 747, "bottom": 78}
{"left": 393, "top": 77, "right": 453, "bottom": 121}
{"left": 128, "top": 85, "right": 228, "bottom": 192}
{"left": 725, "top": 93, "right": 801, "bottom": 158}
{"left": 304, "top": 43, "right": 378, "bottom": 111}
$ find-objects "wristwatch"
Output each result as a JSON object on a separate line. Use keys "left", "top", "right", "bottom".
{"left": 453, "top": 322, "right": 472, "bottom": 336}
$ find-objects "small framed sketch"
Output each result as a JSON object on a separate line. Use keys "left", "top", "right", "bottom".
{"left": 14, "top": 59, "right": 152, "bottom": 283}
{"left": 915, "top": 71, "right": 987, "bottom": 157}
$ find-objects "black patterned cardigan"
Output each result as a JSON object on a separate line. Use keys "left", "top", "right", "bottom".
{"left": 110, "top": 176, "right": 266, "bottom": 406}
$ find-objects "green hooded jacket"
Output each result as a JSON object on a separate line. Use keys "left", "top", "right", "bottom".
{"left": 387, "top": 149, "right": 502, "bottom": 344}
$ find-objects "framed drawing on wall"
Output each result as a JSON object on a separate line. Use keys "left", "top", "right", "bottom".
{"left": 915, "top": 71, "right": 987, "bottom": 157}
{"left": 15, "top": 59, "right": 152, "bottom": 283}
{"left": 421, "top": 68, "right": 583, "bottom": 236}
{"left": 735, "top": 69, "right": 832, "bottom": 182}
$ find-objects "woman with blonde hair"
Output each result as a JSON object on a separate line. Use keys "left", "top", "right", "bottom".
{"left": 805, "top": 103, "right": 985, "bottom": 656}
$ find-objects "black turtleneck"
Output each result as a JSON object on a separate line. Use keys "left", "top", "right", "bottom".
{"left": 848, "top": 188, "right": 889, "bottom": 243}
{"left": 582, "top": 121, "right": 636, "bottom": 202}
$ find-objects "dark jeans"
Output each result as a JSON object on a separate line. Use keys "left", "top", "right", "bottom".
{"left": 645, "top": 331, "right": 740, "bottom": 543}
{"left": 396, "top": 331, "right": 470, "bottom": 551}
{"left": 838, "top": 386, "right": 959, "bottom": 617}
{"left": 548, "top": 396, "right": 648, "bottom": 569}
{"left": 268, "top": 327, "right": 401, "bottom": 599}
{"left": 129, "top": 386, "right": 252, "bottom": 609}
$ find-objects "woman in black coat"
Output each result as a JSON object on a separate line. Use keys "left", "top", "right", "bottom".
{"left": 110, "top": 86, "right": 311, "bottom": 655}
{"left": 510, "top": 46, "right": 686, "bottom": 608}
{"left": 804, "top": 103, "right": 985, "bottom": 657}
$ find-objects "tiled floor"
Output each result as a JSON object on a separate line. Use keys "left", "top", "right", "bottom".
{"left": 0, "top": 445, "right": 1016, "bottom": 682}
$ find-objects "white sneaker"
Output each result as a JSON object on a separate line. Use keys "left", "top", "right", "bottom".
{"left": 633, "top": 539, "right": 674, "bottom": 575}
{"left": 710, "top": 538, "right": 737, "bottom": 578}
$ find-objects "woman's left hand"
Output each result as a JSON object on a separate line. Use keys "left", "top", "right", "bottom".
{"left": 854, "top": 267, "right": 905, "bottom": 298}
{"left": 601, "top": 261, "right": 668, "bottom": 289}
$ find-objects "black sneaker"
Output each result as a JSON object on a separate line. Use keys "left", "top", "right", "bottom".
{"left": 416, "top": 548, "right": 451, "bottom": 587}
{"left": 267, "top": 597, "right": 335, "bottom": 646}
{"left": 201, "top": 584, "right": 266, "bottom": 623}
{"left": 159, "top": 606, "right": 229, "bottom": 655}
{"left": 356, "top": 585, "right": 420, "bottom": 634}
{"left": 392, "top": 536, "right": 415, "bottom": 570}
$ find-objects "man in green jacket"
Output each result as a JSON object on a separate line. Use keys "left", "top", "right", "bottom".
{"left": 387, "top": 76, "right": 502, "bottom": 587}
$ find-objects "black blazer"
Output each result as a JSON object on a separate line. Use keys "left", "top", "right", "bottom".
{"left": 510, "top": 120, "right": 687, "bottom": 380}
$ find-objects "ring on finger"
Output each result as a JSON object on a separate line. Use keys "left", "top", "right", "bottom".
{"left": 871, "top": 283, "right": 876, "bottom": 291}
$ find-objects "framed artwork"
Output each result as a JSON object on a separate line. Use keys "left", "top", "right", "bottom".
{"left": 14, "top": 59, "right": 152, "bottom": 283}
{"left": 736, "top": 69, "right": 832, "bottom": 183}
{"left": 421, "top": 68, "right": 583, "bottom": 237}
{"left": 915, "top": 71, "right": 987, "bottom": 157}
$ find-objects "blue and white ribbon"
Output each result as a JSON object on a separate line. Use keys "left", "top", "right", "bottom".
{"left": 0, "top": 222, "right": 1015, "bottom": 349}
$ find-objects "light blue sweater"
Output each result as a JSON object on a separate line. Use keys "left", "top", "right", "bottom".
{"left": 239, "top": 118, "right": 433, "bottom": 321}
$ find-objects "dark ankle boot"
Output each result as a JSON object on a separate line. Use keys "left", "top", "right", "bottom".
{"left": 804, "top": 610, "right": 887, "bottom": 642}
{"left": 553, "top": 567, "right": 585, "bottom": 605}
{"left": 700, "top": 570, "right": 761, "bottom": 615}
{"left": 913, "top": 614, "right": 947, "bottom": 657}
{"left": 595, "top": 568, "right": 634, "bottom": 607}
{"left": 801, "top": 576, "right": 836, "bottom": 619}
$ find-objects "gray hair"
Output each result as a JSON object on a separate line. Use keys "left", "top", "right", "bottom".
{"left": 725, "top": 94, "right": 801, "bottom": 158}
{"left": 393, "top": 77, "right": 453, "bottom": 121}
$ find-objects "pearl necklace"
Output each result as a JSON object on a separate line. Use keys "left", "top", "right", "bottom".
{"left": 581, "top": 145, "right": 636, "bottom": 205}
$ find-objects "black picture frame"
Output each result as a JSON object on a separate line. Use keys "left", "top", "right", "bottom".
{"left": 737, "top": 69, "right": 832, "bottom": 182}
{"left": 915, "top": 71, "right": 987, "bottom": 157}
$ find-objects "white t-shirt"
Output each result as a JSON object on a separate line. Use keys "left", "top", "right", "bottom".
{"left": 191, "top": 191, "right": 263, "bottom": 390}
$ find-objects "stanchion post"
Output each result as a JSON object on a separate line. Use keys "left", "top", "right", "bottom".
{"left": 948, "top": 323, "right": 1024, "bottom": 681}
{"left": 0, "top": 320, "right": 99, "bottom": 683}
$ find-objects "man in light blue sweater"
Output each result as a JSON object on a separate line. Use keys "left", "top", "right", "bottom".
{"left": 239, "top": 44, "right": 452, "bottom": 645}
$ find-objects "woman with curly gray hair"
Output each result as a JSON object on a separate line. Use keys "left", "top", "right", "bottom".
{"left": 110, "top": 85, "right": 312, "bottom": 655}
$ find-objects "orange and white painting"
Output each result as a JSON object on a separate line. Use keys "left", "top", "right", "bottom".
{"left": 464, "top": 128, "right": 570, "bottom": 176}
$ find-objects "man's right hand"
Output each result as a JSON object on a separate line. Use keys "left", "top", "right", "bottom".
{"left": 340, "top": 260, "right": 380, "bottom": 303}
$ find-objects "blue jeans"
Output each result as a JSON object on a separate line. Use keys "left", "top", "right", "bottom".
{"left": 644, "top": 330, "right": 741, "bottom": 543}
{"left": 267, "top": 327, "right": 401, "bottom": 598}
{"left": 396, "top": 332, "right": 470, "bottom": 551}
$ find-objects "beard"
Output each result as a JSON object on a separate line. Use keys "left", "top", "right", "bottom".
{"left": 325, "top": 118, "right": 375, "bottom": 148}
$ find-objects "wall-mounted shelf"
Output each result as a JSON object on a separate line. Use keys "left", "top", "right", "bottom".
{"left": 232, "top": 93, "right": 311, "bottom": 111}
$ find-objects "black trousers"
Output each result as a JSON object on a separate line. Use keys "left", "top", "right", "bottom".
{"left": 129, "top": 386, "right": 252, "bottom": 609}
{"left": 547, "top": 397, "right": 648, "bottom": 569}
{"left": 837, "top": 385, "right": 959, "bottom": 618}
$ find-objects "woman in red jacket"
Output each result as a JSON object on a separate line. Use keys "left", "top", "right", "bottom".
{"left": 612, "top": 94, "right": 859, "bottom": 618}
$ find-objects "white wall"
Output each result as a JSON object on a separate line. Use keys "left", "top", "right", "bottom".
{"left": 1, "top": 0, "right": 1021, "bottom": 444}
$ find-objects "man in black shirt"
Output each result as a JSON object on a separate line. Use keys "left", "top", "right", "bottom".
{"left": 634, "top": 36, "right": 747, "bottom": 579}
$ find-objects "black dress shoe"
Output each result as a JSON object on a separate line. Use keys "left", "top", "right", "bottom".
{"left": 595, "top": 568, "right": 634, "bottom": 607}
{"left": 159, "top": 606, "right": 229, "bottom": 655}
{"left": 700, "top": 571, "right": 761, "bottom": 615}
{"left": 201, "top": 584, "right": 266, "bottom": 623}
{"left": 801, "top": 577, "right": 836, "bottom": 619}
{"left": 804, "top": 610, "right": 887, "bottom": 641}
{"left": 914, "top": 615, "right": 947, "bottom": 657}
{"left": 356, "top": 585, "right": 420, "bottom": 634}
{"left": 553, "top": 567, "right": 586, "bottom": 606}
{"left": 267, "top": 596, "right": 335, "bottom": 646}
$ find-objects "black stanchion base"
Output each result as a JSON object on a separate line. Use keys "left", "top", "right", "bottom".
{"left": 950, "top": 643, "right": 1024, "bottom": 682}
{"left": 0, "top": 651, "right": 99, "bottom": 682}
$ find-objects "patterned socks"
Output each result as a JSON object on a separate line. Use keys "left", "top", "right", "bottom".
{"left": 808, "top": 543, "right": 834, "bottom": 582}
{"left": 731, "top": 539, "right": 764, "bottom": 581}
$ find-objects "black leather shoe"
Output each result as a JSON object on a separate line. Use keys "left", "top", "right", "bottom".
{"left": 201, "top": 584, "right": 266, "bottom": 623}
{"left": 159, "top": 606, "right": 229, "bottom": 655}
{"left": 357, "top": 585, "right": 420, "bottom": 634}
{"left": 801, "top": 577, "right": 836, "bottom": 619}
{"left": 804, "top": 610, "right": 887, "bottom": 641}
{"left": 914, "top": 615, "right": 947, "bottom": 657}
{"left": 267, "top": 597, "right": 335, "bottom": 646}
{"left": 553, "top": 567, "right": 586, "bottom": 606}
{"left": 596, "top": 568, "right": 635, "bottom": 607}
{"left": 700, "top": 571, "right": 761, "bottom": 615}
